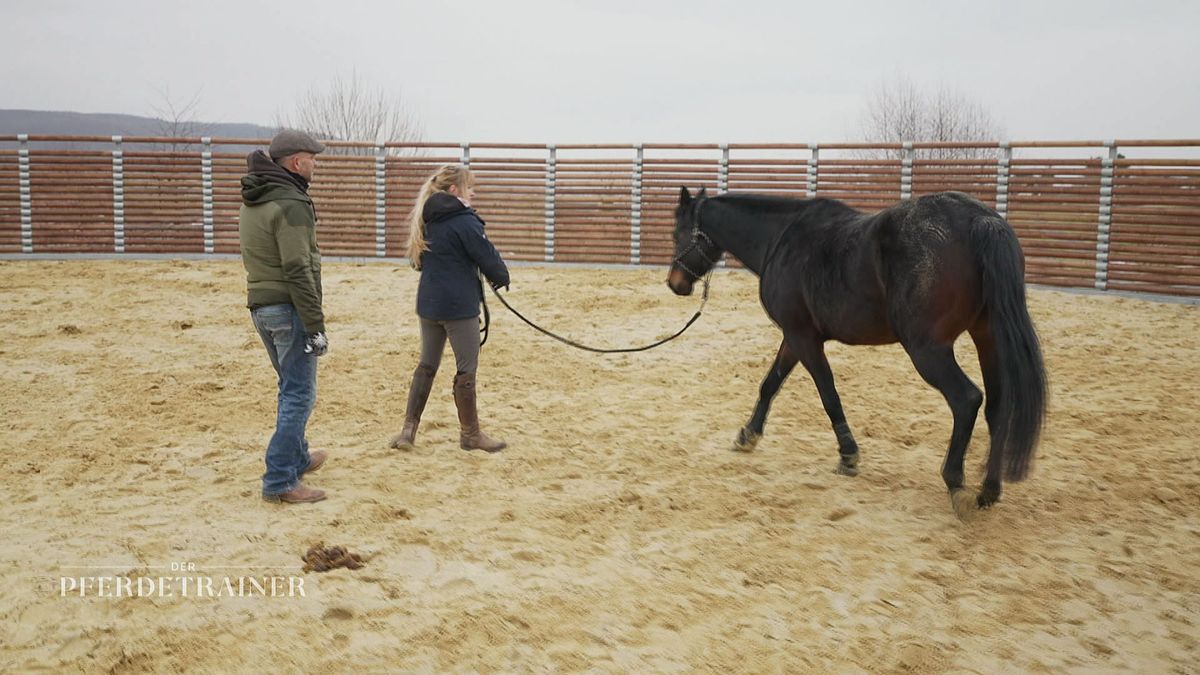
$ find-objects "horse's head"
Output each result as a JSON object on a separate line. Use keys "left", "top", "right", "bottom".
{"left": 668, "top": 186, "right": 722, "bottom": 296}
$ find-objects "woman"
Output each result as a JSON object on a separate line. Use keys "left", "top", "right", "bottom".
{"left": 390, "top": 164, "right": 510, "bottom": 453}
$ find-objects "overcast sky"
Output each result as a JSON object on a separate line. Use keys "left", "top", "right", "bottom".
{"left": 2, "top": 0, "right": 1197, "bottom": 144}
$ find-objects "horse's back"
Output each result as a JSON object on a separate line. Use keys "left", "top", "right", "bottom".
{"left": 878, "top": 191, "right": 997, "bottom": 248}
{"left": 761, "top": 192, "right": 999, "bottom": 346}
{"left": 875, "top": 192, "right": 997, "bottom": 344}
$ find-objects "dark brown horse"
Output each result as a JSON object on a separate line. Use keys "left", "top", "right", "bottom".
{"left": 667, "top": 187, "right": 1047, "bottom": 513}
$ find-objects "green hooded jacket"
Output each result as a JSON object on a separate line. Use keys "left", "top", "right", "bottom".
{"left": 238, "top": 150, "right": 324, "bottom": 334}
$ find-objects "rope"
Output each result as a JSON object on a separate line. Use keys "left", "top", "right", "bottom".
{"left": 487, "top": 273, "right": 711, "bottom": 354}
{"left": 478, "top": 278, "right": 490, "bottom": 347}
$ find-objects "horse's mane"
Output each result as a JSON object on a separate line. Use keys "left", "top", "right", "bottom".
{"left": 714, "top": 192, "right": 861, "bottom": 219}
{"left": 714, "top": 192, "right": 802, "bottom": 209}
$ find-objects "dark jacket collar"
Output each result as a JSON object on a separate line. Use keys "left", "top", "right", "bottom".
{"left": 423, "top": 191, "right": 473, "bottom": 224}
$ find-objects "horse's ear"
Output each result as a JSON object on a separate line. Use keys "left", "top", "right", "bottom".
{"left": 697, "top": 186, "right": 708, "bottom": 198}
{"left": 679, "top": 186, "right": 691, "bottom": 205}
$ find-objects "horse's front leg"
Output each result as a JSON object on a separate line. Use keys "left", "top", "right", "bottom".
{"left": 790, "top": 334, "right": 861, "bottom": 476}
{"left": 734, "top": 339, "right": 798, "bottom": 452}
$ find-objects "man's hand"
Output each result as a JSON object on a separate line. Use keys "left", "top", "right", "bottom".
{"left": 490, "top": 280, "right": 509, "bottom": 293}
{"left": 304, "top": 332, "right": 329, "bottom": 356}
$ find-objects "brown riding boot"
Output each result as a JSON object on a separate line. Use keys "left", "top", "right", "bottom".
{"left": 389, "top": 364, "right": 436, "bottom": 450}
{"left": 453, "top": 372, "right": 506, "bottom": 453}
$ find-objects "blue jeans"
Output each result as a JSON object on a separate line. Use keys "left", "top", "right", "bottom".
{"left": 250, "top": 304, "right": 317, "bottom": 497}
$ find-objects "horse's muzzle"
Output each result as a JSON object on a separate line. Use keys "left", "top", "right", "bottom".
{"left": 667, "top": 268, "right": 694, "bottom": 296}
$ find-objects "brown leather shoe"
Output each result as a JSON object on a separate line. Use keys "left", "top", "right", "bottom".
{"left": 304, "top": 451, "right": 328, "bottom": 475}
{"left": 264, "top": 484, "right": 327, "bottom": 504}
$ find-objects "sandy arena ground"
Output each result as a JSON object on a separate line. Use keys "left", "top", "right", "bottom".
{"left": 1, "top": 259, "right": 1197, "bottom": 673}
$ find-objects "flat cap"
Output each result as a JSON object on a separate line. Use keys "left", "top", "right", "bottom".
{"left": 269, "top": 129, "right": 326, "bottom": 160}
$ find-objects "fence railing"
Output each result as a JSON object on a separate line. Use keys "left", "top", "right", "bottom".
{"left": 1, "top": 135, "right": 1198, "bottom": 297}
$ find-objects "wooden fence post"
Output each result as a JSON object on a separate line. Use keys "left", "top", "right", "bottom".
{"left": 374, "top": 144, "right": 386, "bottom": 257}
{"left": 112, "top": 136, "right": 124, "bottom": 253}
{"left": 900, "top": 142, "right": 914, "bottom": 200}
{"left": 806, "top": 143, "right": 819, "bottom": 198}
{"left": 202, "top": 137, "right": 214, "bottom": 254}
{"left": 996, "top": 142, "right": 1011, "bottom": 220}
{"left": 1095, "top": 141, "right": 1117, "bottom": 290}
{"left": 18, "top": 134, "right": 31, "bottom": 253}
{"left": 544, "top": 144, "right": 556, "bottom": 263}
{"left": 718, "top": 143, "right": 729, "bottom": 194}
{"left": 631, "top": 144, "right": 642, "bottom": 265}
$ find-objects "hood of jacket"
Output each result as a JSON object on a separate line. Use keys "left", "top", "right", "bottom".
{"left": 422, "top": 191, "right": 474, "bottom": 225}
{"left": 240, "top": 150, "right": 312, "bottom": 206}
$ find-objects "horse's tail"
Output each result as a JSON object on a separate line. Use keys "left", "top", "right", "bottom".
{"left": 972, "top": 216, "right": 1047, "bottom": 482}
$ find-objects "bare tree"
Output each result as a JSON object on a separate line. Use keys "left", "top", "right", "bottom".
{"left": 150, "top": 86, "right": 210, "bottom": 152}
{"left": 276, "top": 71, "right": 423, "bottom": 155}
{"left": 859, "top": 76, "right": 1004, "bottom": 159}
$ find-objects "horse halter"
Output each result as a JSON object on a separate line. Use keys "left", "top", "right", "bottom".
{"left": 672, "top": 196, "right": 722, "bottom": 281}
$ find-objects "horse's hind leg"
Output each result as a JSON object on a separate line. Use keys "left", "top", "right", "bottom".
{"left": 903, "top": 342, "right": 984, "bottom": 513}
{"left": 735, "top": 339, "right": 798, "bottom": 451}
{"left": 970, "top": 321, "right": 1004, "bottom": 508}
{"left": 789, "top": 333, "right": 861, "bottom": 476}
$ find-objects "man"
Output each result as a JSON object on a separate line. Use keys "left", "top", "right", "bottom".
{"left": 239, "top": 129, "right": 329, "bottom": 504}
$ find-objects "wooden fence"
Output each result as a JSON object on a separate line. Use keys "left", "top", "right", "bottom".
{"left": 1, "top": 135, "right": 1197, "bottom": 297}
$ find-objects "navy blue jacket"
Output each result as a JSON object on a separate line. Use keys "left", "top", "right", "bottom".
{"left": 416, "top": 192, "right": 510, "bottom": 321}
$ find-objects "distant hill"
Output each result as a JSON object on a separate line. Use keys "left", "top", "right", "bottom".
{"left": 0, "top": 109, "right": 278, "bottom": 151}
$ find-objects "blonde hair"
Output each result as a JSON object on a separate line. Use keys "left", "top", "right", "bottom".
{"left": 407, "top": 164, "right": 475, "bottom": 270}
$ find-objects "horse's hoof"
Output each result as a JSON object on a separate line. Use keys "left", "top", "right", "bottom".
{"left": 732, "top": 428, "right": 760, "bottom": 453}
{"left": 950, "top": 489, "right": 980, "bottom": 520}
{"left": 976, "top": 488, "right": 1001, "bottom": 509}
{"left": 834, "top": 453, "right": 860, "bottom": 476}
